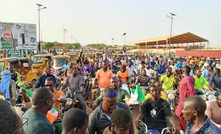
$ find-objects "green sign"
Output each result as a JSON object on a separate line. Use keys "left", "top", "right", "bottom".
{"left": 7, "top": 49, "right": 22, "bottom": 57}
{"left": 0, "top": 36, "right": 12, "bottom": 49}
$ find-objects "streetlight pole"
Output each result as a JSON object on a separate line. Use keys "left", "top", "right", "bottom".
{"left": 36, "top": 3, "right": 46, "bottom": 54}
{"left": 63, "top": 27, "right": 67, "bottom": 44}
{"left": 167, "top": 12, "right": 176, "bottom": 56}
{"left": 112, "top": 38, "right": 114, "bottom": 46}
{"left": 70, "top": 36, "right": 73, "bottom": 43}
{"left": 123, "top": 33, "right": 126, "bottom": 45}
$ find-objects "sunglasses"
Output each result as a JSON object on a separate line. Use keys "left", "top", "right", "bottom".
{"left": 104, "top": 91, "right": 118, "bottom": 98}
{"left": 12, "top": 118, "right": 29, "bottom": 134}
{"left": 45, "top": 85, "right": 53, "bottom": 87}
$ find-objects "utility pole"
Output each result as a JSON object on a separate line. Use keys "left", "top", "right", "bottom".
{"left": 166, "top": 12, "right": 176, "bottom": 56}
{"left": 36, "top": 3, "right": 46, "bottom": 54}
{"left": 123, "top": 33, "right": 126, "bottom": 45}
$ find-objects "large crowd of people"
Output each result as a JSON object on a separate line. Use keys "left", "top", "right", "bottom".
{"left": 0, "top": 51, "right": 221, "bottom": 134}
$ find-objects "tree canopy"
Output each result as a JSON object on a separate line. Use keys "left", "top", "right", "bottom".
{"left": 66, "top": 43, "right": 81, "bottom": 50}
{"left": 44, "top": 42, "right": 54, "bottom": 49}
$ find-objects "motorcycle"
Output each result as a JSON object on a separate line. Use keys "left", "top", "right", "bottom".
{"left": 82, "top": 74, "right": 92, "bottom": 100}
{"left": 56, "top": 68, "right": 66, "bottom": 81}
{"left": 128, "top": 75, "right": 136, "bottom": 84}
{"left": 61, "top": 91, "right": 80, "bottom": 113}
{"left": 202, "top": 91, "right": 216, "bottom": 101}
{"left": 165, "top": 90, "right": 177, "bottom": 111}
{"left": 91, "top": 86, "right": 101, "bottom": 101}
{"left": 14, "top": 103, "right": 28, "bottom": 117}
{"left": 137, "top": 120, "right": 172, "bottom": 134}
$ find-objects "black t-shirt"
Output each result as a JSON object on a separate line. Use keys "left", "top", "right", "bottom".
{"left": 90, "top": 67, "right": 100, "bottom": 78}
{"left": 141, "top": 98, "right": 172, "bottom": 132}
{"left": 11, "top": 71, "right": 17, "bottom": 82}
{"left": 138, "top": 75, "right": 150, "bottom": 86}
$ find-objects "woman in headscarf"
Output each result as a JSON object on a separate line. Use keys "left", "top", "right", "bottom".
{"left": 0, "top": 70, "right": 16, "bottom": 105}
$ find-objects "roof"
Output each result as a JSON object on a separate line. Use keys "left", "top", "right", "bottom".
{"left": 33, "top": 54, "right": 52, "bottom": 57}
{"left": 0, "top": 58, "right": 19, "bottom": 63}
{"left": 53, "top": 55, "right": 70, "bottom": 58}
{"left": 133, "top": 32, "right": 208, "bottom": 46}
{"left": 65, "top": 53, "right": 78, "bottom": 56}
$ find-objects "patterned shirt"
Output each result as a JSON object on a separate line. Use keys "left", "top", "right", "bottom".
{"left": 185, "top": 117, "right": 221, "bottom": 134}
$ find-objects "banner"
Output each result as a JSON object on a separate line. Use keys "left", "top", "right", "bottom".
{"left": 0, "top": 22, "right": 37, "bottom": 50}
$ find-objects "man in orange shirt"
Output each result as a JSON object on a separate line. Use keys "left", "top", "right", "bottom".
{"left": 116, "top": 65, "right": 129, "bottom": 83}
{"left": 45, "top": 77, "right": 66, "bottom": 118}
{"left": 94, "top": 61, "right": 113, "bottom": 91}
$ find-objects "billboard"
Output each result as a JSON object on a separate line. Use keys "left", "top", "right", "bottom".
{"left": 0, "top": 22, "right": 37, "bottom": 50}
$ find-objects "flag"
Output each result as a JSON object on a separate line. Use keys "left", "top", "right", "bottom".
{"left": 24, "top": 89, "right": 59, "bottom": 124}
{"left": 46, "top": 105, "right": 59, "bottom": 124}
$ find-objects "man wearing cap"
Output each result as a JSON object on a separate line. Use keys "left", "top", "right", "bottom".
{"left": 87, "top": 87, "right": 134, "bottom": 134}
{"left": 92, "top": 76, "right": 130, "bottom": 109}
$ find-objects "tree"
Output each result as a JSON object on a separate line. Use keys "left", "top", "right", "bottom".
{"left": 44, "top": 42, "right": 54, "bottom": 49}
{"left": 66, "top": 43, "right": 74, "bottom": 50}
{"left": 53, "top": 41, "right": 60, "bottom": 46}
{"left": 73, "top": 43, "right": 81, "bottom": 49}
{"left": 97, "top": 43, "right": 106, "bottom": 50}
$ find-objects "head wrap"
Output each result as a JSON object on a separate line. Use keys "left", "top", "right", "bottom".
{"left": 0, "top": 70, "right": 11, "bottom": 104}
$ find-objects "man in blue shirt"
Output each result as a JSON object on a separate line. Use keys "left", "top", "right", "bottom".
{"left": 183, "top": 96, "right": 221, "bottom": 134}
{"left": 155, "top": 62, "right": 166, "bottom": 75}
{"left": 210, "top": 68, "right": 221, "bottom": 91}
{"left": 35, "top": 68, "right": 56, "bottom": 88}
{"left": 176, "top": 59, "right": 183, "bottom": 69}
{"left": 150, "top": 60, "right": 156, "bottom": 69}
{"left": 62, "top": 60, "right": 69, "bottom": 69}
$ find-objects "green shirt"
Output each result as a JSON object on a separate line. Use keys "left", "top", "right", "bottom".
{"left": 160, "top": 74, "right": 175, "bottom": 90}
{"left": 22, "top": 108, "right": 55, "bottom": 134}
{"left": 94, "top": 88, "right": 130, "bottom": 104}
{"left": 194, "top": 75, "right": 209, "bottom": 90}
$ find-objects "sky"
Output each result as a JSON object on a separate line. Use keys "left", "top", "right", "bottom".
{"left": 1, "top": 0, "right": 221, "bottom": 47}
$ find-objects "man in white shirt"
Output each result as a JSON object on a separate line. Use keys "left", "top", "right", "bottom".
{"left": 126, "top": 62, "right": 136, "bottom": 76}
{"left": 134, "top": 57, "right": 140, "bottom": 66}
{"left": 145, "top": 63, "right": 155, "bottom": 78}
{"left": 169, "top": 62, "right": 176, "bottom": 73}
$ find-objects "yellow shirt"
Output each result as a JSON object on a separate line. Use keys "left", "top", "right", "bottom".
{"left": 144, "top": 91, "right": 168, "bottom": 101}
{"left": 160, "top": 74, "right": 175, "bottom": 90}
{"left": 88, "top": 58, "right": 94, "bottom": 63}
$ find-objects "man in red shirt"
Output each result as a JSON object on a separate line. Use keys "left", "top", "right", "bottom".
{"left": 2, "top": 50, "right": 6, "bottom": 58}
{"left": 175, "top": 66, "right": 196, "bottom": 132}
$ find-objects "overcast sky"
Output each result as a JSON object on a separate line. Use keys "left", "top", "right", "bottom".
{"left": 1, "top": 0, "right": 221, "bottom": 47}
